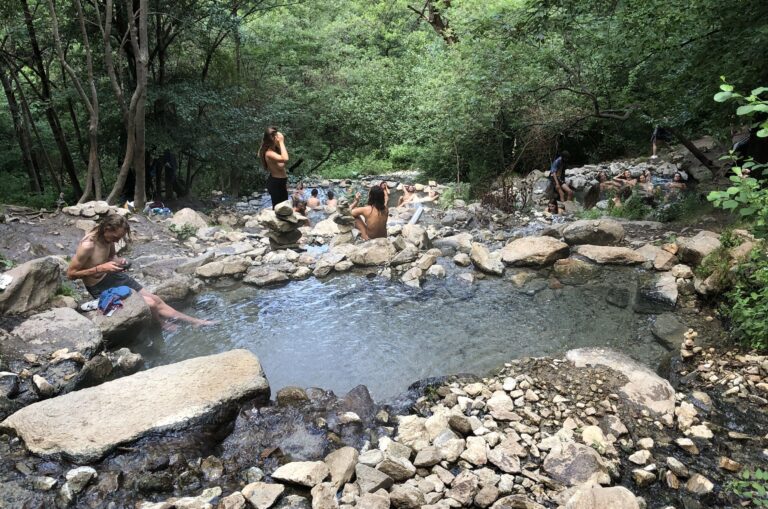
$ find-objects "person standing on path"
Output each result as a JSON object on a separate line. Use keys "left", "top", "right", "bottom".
{"left": 259, "top": 127, "right": 290, "bottom": 208}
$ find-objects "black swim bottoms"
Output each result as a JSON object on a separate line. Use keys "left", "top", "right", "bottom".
{"left": 267, "top": 176, "right": 289, "bottom": 208}
{"left": 86, "top": 271, "right": 143, "bottom": 298}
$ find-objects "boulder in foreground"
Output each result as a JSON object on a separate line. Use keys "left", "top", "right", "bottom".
{"left": 0, "top": 349, "right": 269, "bottom": 463}
{"left": 501, "top": 237, "right": 569, "bottom": 267}
{"left": 566, "top": 347, "right": 675, "bottom": 416}
{"left": 0, "top": 256, "right": 65, "bottom": 315}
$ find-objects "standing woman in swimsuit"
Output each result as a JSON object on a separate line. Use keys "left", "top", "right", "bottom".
{"left": 259, "top": 127, "right": 290, "bottom": 208}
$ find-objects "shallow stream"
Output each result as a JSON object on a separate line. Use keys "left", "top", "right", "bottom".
{"left": 139, "top": 265, "right": 668, "bottom": 400}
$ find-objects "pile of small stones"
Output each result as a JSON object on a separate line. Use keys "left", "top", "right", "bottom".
{"left": 260, "top": 201, "right": 305, "bottom": 251}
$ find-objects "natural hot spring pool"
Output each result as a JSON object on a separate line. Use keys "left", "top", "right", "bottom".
{"left": 137, "top": 265, "right": 668, "bottom": 400}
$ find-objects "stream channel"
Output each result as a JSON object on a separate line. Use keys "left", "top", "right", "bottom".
{"left": 138, "top": 263, "right": 669, "bottom": 400}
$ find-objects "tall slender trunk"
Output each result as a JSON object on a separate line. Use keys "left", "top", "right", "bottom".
{"left": 0, "top": 62, "right": 41, "bottom": 193}
{"left": 132, "top": 0, "right": 149, "bottom": 210}
{"left": 67, "top": 98, "right": 88, "bottom": 165}
{"left": 48, "top": 0, "right": 102, "bottom": 203}
{"left": 11, "top": 68, "right": 62, "bottom": 194}
{"left": 21, "top": 0, "right": 83, "bottom": 198}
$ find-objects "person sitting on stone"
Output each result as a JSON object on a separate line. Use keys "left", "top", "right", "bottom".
{"left": 325, "top": 190, "right": 337, "bottom": 209}
{"left": 397, "top": 185, "right": 417, "bottom": 207}
{"left": 67, "top": 215, "right": 214, "bottom": 327}
{"left": 549, "top": 151, "right": 574, "bottom": 202}
{"left": 613, "top": 169, "right": 637, "bottom": 188}
{"left": 667, "top": 172, "right": 687, "bottom": 191}
{"left": 350, "top": 186, "right": 388, "bottom": 240}
{"left": 307, "top": 188, "right": 322, "bottom": 209}
{"left": 379, "top": 181, "right": 390, "bottom": 204}
{"left": 636, "top": 170, "right": 657, "bottom": 204}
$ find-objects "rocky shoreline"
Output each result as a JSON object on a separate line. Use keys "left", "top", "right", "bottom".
{"left": 0, "top": 155, "right": 766, "bottom": 508}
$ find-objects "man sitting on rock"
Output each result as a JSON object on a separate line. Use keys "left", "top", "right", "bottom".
{"left": 67, "top": 214, "right": 214, "bottom": 327}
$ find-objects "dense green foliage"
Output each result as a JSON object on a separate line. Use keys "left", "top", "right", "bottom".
{"left": 1, "top": 0, "right": 768, "bottom": 206}
{"left": 724, "top": 245, "right": 768, "bottom": 351}
{"left": 707, "top": 86, "right": 768, "bottom": 351}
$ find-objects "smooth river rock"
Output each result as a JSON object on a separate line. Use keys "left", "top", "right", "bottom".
{"left": 566, "top": 348, "right": 675, "bottom": 416}
{"left": 12, "top": 307, "right": 102, "bottom": 358}
{"left": 500, "top": 237, "right": 569, "bottom": 267}
{"left": 0, "top": 256, "right": 65, "bottom": 315}
{"left": 470, "top": 243, "right": 505, "bottom": 275}
{"left": 562, "top": 219, "right": 625, "bottom": 246}
{"left": 676, "top": 230, "right": 720, "bottom": 266}
{"left": 169, "top": 208, "right": 208, "bottom": 231}
{"left": 86, "top": 291, "right": 152, "bottom": 344}
{"left": 0, "top": 349, "right": 269, "bottom": 462}
{"left": 348, "top": 239, "right": 397, "bottom": 266}
{"left": 572, "top": 245, "right": 645, "bottom": 265}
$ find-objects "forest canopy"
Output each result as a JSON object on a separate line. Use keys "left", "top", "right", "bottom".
{"left": 1, "top": 0, "right": 767, "bottom": 207}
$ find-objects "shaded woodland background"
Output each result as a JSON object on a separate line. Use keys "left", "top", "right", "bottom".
{"left": 1, "top": 0, "right": 767, "bottom": 208}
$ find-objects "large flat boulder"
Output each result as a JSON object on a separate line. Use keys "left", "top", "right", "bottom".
{"left": 562, "top": 219, "right": 625, "bottom": 246}
{"left": 501, "top": 237, "right": 569, "bottom": 267}
{"left": 0, "top": 349, "right": 269, "bottom": 462}
{"left": 573, "top": 245, "right": 645, "bottom": 265}
{"left": 12, "top": 308, "right": 102, "bottom": 358}
{"left": 566, "top": 348, "right": 675, "bottom": 416}
{"left": 0, "top": 256, "right": 65, "bottom": 315}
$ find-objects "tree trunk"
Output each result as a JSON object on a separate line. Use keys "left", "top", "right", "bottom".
{"left": 11, "top": 69, "right": 62, "bottom": 194}
{"left": 48, "top": 0, "right": 103, "bottom": 203}
{"left": 132, "top": 0, "right": 149, "bottom": 210}
{"left": 666, "top": 127, "right": 717, "bottom": 173}
{"left": 67, "top": 98, "right": 88, "bottom": 166}
{"left": 0, "top": 63, "right": 41, "bottom": 193}
{"left": 21, "top": 0, "right": 83, "bottom": 199}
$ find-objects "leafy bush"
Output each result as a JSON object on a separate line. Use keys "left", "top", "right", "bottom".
{"left": 710, "top": 80, "right": 768, "bottom": 237}
{"left": 708, "top": 167, "right": 768, "bottom": 238}
{"left": 169, "top": 223, "right": 198, "bottom": 241}
{"left": 723, "top": 244, "right": 768, "bottom": 350}
{"left": 654, "top": 193, "right": 711, "bottom": 223}
{"left": 726, "top": 468, "right": 768, "bottom": 507}
{"left": 577, "top": 208, "right": 605, "bottom": 220}
{"left": 319, "top": 154, "right": 393, "bottom": 180}
{"left": 437, "top": 182, "right": 470, "bottom": 209}
{"left": 0, "top": 253, "right": 13, "bottom": 270}
{"left": 56, "top": 284, "right": 77, "bottom": 297}
{"left": 608, "top": 192, "right": 651, "bottom": 220}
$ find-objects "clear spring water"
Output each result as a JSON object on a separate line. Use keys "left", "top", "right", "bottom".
{"left": 138, "top": 265, "right": 667, "bottom": 400}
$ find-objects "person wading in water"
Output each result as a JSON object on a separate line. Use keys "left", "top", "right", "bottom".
{"left": 259, "top": 127, "right": 290, "bottom": 208}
